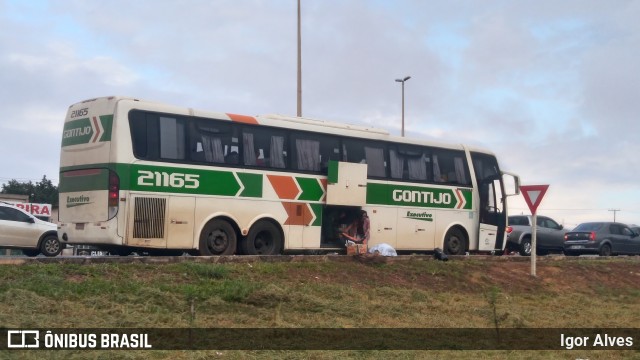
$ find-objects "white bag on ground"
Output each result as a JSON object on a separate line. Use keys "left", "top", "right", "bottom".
{"left": 368, "top": 243, "right": 397, "bottom": 257}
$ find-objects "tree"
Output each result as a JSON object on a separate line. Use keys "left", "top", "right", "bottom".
{"left": 1, "top": 175, "right": 58, "bottom": 206}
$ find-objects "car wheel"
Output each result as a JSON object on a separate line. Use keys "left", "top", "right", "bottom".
{"left": 599, "top": 243, "right": 612, "bottom": 257}
{"left": 22, "top": 249, "right": 40, "bottom": 257}
{"left": 199, "top": 219, "right": 237, "bottom": 256}
{"left": 241, "top": 220, "right": 283, "bottom": 255}
{"left": 40, "top": 235, "right": 62, "bottom": 257}
{"left": 519, "top": 237, "right": 532, "bottom": 256}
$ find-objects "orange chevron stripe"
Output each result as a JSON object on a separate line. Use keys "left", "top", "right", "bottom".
{"left": 227, "top": 113, "right": 259, "bottom": 124}
{"left": 283, "top": 202, "right": 313, "bottom": 225}
{"left": 267, "top": 175, "right": 299, "bottom": 200}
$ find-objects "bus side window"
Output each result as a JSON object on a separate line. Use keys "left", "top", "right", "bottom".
{"left": 190, "top": 120, "right": 235, "bottom": 164}
{"left": 343, "top": 139, "right": 387, "bottom": 178}
{"left": 432, "top": 149, "right": 470, "bottom": 185}
{"left": 159, "top": 116, "right": 186, "bottom": 160}
{"left": 291, "top": 133, "right": 339, "bottom": 173}
{"left": 243, "top": 127, "right": 288, "bottom": 169}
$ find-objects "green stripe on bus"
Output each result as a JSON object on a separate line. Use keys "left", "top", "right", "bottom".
{"left": 296, "top": 177, "right": 323, "bottom": 201}
{"left": 61, "top": 115, "right": 113, "bottom": 147}
{"left": 366, "top": 183, "right": 473, "bottom": 209}
{"left": 309, "top": 203, "right": 323, "bottom": 226}
{"left": 58, "top": 168, "right": 109, "bottom": 192}
{"left": 60, "top": 164, "right": 265, "bottom": 198}
{"left": 237, "top": 173, "right": 263, "bottom": 198}
{"left": 327, "top": 160, "right": 339, "bottom": 184}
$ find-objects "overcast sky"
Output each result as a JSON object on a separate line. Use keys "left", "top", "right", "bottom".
{"left": 1, "top": 0, "right": 639, "bottom": 228}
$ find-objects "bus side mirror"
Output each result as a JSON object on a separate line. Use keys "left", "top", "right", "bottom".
{"left": 501, "top": 171, "right": 520, "bottom": 196}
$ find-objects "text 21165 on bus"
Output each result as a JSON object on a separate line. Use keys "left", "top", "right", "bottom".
{"left": 58, "top": 96, "right": 520, "bottom": 256}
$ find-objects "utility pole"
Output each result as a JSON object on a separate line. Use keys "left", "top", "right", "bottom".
{"left": 609, "top": 209, "right": 620, "bottom": 222}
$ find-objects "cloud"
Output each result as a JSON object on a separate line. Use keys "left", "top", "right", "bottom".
{"left": 0, "top": 0, "right": 638, "bottom": 225}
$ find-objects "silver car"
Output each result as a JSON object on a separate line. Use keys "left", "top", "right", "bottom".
{"left": 506, "top": 215, "right": 566, "bottom": 256}
{"left": 0, "top": 202, "right": 61, "bottom": 257}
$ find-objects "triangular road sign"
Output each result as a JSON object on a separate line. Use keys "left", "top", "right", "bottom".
{"left": 520, "top": 185, "right": 549, "bottom": 215}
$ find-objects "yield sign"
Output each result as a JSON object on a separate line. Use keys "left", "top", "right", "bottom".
{"left": 520, "top": 185, "right": 549, "bottom": 215}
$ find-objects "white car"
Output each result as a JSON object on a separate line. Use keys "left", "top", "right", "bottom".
{"left": 0, "top": 202, "right": 61, "bottom": 257}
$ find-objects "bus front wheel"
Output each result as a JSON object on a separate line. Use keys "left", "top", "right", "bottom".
{"left": 199, "top": 219, "right": 237, "bottom": 256}
{"left": 241, "top": 221, "right": 283, "bottom": 255}
{"left": 443, "top": 227, "right": 466, "bottom": 255}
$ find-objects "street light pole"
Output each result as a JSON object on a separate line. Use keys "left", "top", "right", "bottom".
{"left": 395, "top": 76, "right": 411, "bottom": 136}
{"left": 297, "top": 0, "right": 302, "bottom": 117}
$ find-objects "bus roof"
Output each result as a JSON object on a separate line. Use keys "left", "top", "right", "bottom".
{"left": 70, "top": 96, "right": 496, "bottom": 156}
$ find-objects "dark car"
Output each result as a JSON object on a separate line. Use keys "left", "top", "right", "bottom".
{"left": 563, "top": 222, "right": 640, "bottom": 256}
{"left": 506, "top": 215, "right": 566, "bottom": 256}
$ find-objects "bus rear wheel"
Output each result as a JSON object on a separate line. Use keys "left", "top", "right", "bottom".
{"left": 199, "top": 219, "right": 237, "bottom": 256}
{"left": 241, "top": 221, "right": 283, "bottom": 255}
{"left": 443, "top": 227, "right": 466, "bottom": 255}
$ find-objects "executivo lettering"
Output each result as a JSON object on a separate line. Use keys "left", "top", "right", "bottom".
{"left": 405, "top": 211, "right": 433, "bottom": 222}
{"left": 66, "top": 195, "right": 91, "bottom": 208}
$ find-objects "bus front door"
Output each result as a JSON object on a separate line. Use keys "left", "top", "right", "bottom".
{"left": 478, "top": 178, "right": 506, "bottom": 251}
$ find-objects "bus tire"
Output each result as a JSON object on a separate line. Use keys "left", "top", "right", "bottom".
{"left": 199, "top": 219, "right": 237, "bottom": 256}
{"left": 40, "top": 235, "right": 62, "bottom": 257}
{"left": 241, "top": 220, "right": 283, "bottom": 255}
{"left": 443, "top": 227, "right": 466, "bottom": 255}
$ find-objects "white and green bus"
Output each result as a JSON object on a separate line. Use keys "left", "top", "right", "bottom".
{"left": 58, "top": 96, "right": 519, "bottom": 256}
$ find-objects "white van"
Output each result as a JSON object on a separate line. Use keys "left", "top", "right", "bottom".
{"left": 0, "top": 202, "right": 61, "bottom": 256}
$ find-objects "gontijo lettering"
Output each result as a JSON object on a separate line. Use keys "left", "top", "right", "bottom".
{"left": 63, "top": 126, "right": 92, "bottom": 139}
{"left": 393, "top": 189, "right": 451, "bottom": 205}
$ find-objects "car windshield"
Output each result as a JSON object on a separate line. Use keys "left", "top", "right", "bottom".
{"left": 508, "top": 216, "right": 528, "bottom": 226}
{"left": 574, "top": 223, "right": 604, "bottom": 231}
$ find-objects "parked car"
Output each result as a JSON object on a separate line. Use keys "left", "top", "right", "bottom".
{"left": 506, "top": 215, "right": 566, "bottom": 256}
{"left": 0, "top": 201, "right": 61, "bottom": 257}
{"left": 563, "top": 222, "right": 640, "bottom": 256}
{"left": 630, "top": 225, "right": 640, "bottom": 235}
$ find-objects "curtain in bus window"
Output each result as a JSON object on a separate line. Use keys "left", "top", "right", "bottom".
{"left": 408, "top": 155, "right": 427, "bottom": 181}
{"left": 433, "top": 155, "right": 442, "bottom": 182}
{"left": 454, "top": 157, "right": 468, "bottom": 184}
{"left": 159, "top": 117, "right": 185, "bottom": 160}
{"left": 201, "top": 135, "right": 225, "bottom": 163}
{"left": 243, "top": 133, "right": 256, "bottom": 166}
{"left": 389, "top": 149, "right": 404, "bottom": 179}
{"left": 364, "top": 147, "right": 385, "bottom": 177}
{"left": 270, "top": 136, "right": 285, "bottom": 168}
{"left": 296, "top": 139, "right": 320, "bottom": 171}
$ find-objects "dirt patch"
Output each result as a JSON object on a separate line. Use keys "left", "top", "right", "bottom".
{"left": 275, "top": 256, "right": 640, "bottom": 296}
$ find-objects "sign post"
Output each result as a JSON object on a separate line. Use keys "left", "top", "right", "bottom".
{"left": 519, "top": 185, "right": 549, "bottom": 277}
